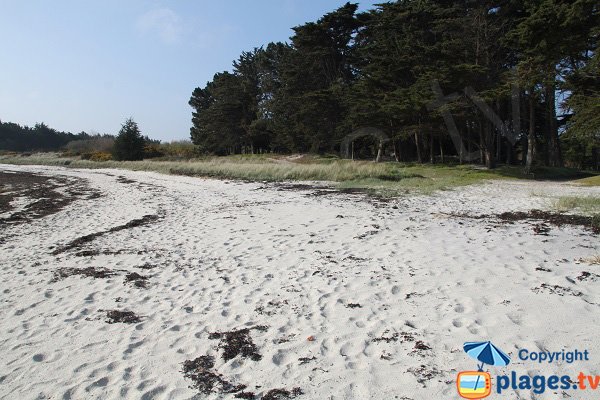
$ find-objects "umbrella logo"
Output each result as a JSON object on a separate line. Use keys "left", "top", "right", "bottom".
{"left": 457, "top": 341, "right": 511, "bottom": 399}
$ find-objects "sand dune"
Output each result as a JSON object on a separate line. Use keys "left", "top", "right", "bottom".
{"left": 1, "top": 164, "right": 599, "bottom": 399}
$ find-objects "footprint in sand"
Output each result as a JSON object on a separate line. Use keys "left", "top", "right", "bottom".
{"left": 85, "top": 377, "right": 108, "bottom": 391}
{"left": 272, "top": 350, "right": 287, "bottom": 366}
{"left": 506, "top": 313, "right": 522, "bottom": 326}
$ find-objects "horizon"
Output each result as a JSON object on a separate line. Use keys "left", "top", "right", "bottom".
{"left": 0, "top": 1, "right": 379, "bottom": 142}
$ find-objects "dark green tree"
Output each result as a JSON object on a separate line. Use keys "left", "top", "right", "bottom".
{"left": 189, "top": 72, "right": 248, "bottom": 154}
{"left": 112, "top": 118, "right": 145, "bottom": 161}
{"left": 268, "top": 2, "right": 361, "bottom": 153}
{"left": 186, "top": 0, "right": 598, "bottom": 169}
{"left": 0, "top": 120, "right": 87, "bottom": 151}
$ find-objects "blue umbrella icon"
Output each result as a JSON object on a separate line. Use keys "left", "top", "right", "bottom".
{"left": 463, "top": 341, "right": 511, "bottom": 393}
{"left": 464, "top": 341, "right": 511, "bottom": 370}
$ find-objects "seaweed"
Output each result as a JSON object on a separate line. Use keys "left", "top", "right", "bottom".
{"left": 208, "top": 326, "right": 267, "bottom": 362}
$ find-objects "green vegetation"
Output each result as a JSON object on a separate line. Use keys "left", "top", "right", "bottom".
{"left": 575, "top": 175, "right": 600, "bottom": 186}
{"left": 188, "top": 1, "right": 599, "bottom": 171}
{"left": 112, "top": 118, "right": 145, "bottom": 161}
{"left": 0, "top": 121, "right": 90, "bottom": 152}
{"left": 554, "top": 196, "right": 600, "bottom": 214}
{"left": 1, "top": 2, "right": 598, "bottom": 176}
{"left": 3, "top": 153, "right": 597, "bottom": 196}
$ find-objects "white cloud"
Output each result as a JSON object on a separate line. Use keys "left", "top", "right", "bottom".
{"left": 136, "top": 8, "right": 183, "bottom": 44}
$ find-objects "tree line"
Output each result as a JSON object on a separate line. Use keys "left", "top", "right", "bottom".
{"left": 0, "top": 120, "right": 91, "bottom": 152}
{"left": 0, "top": 118, "right": 168, "bottom": 161}
{"left": 189, "top": 0, "right": 599, "bottom": 169}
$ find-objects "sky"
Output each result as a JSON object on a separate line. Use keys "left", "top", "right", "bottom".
{"left": 0, "top": 1, "right": 380, "bottom": 141}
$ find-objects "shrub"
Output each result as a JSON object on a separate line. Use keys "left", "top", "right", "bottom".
{"left": 158, "top": 140, "right": 200, "bottom": 158}
{"left": 143, "top": 144, "right": 165, "bottom": 159}
{"left": 89, "top": 152, "right": 112, "bottom": 162}
{"left": 65, "top": 137, "right": 114, "bottom": 155}
{"left": 113, "top": 118, "right": 145, "bottom": 161}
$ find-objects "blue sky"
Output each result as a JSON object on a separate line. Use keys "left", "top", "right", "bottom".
{"left": 0, "top": 1, "right": 380, "bottom": 141}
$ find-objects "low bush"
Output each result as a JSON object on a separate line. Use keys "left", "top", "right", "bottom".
{"left": 143, "top": 144, "right": 165, "bottom": 159}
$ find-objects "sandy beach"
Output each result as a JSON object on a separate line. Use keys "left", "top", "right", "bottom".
{"left": 1, "top": 164, "right": 599, "bottom": 400}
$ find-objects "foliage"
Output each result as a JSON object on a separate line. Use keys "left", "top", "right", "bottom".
{"left": 81, "top": 151, "right": 113, "bottom": 162}
{"left": 65, "top": 136, "right": 115, "bottom": 155}
{"left": 143, "top": 144, "right": 164, "bottom": 159}
{"left": 188, "top": 1, "right": 599, "bottom": 170}
{"left": 158, "top": 140, "right": 200, "bottom": 159}
{"left": 0, "top": 121, "right": 89, "bottom": 152}
{"left": 554, "top": 196, "right": 600, "bottom": 214}
{"left": 112, "top": 118, "right": 145, "bottom": 161}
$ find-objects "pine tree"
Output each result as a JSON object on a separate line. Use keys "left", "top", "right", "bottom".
{"left": 113, "top": 118, "right": 145, "bottom": 161}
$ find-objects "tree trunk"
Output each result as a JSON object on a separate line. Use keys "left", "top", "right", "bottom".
{"left": 375, "top": 139, "right": 384, "bottom": 163}
{"left": 429, "top": 133, "right": 434, "bottom": 164}
{"left": 479, "top": 122, "right": 485, "bottom": 164}
{"left": 496, "top": 129, "right": 501, "bottom": 160}
{"left": 465, "top": 120, "right": 471, "bottom": 165}
{"left": 439, "top": 139, "right": 445, "bottom": 164}
{"left": 525, "top": 89, "right": 536, "bottom": 173}
{"left": 484, "top": 121, "right": 496, "bottom": 169}
{"left": 415, "top": 131, "right": 422, "bottom": 163}
{"left": 543, "top": 98, "right": 550, "bottom": 166}
{"left": 393, "top": 139, "right": 400, "bottom": 162}
{"left": 546, "top": 83, "right": 562, "bottom": 167}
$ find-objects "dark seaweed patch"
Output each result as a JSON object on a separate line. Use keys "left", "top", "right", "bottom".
{"left": 532, "top": 283, "right": 583, "bottom": 297}
{"left": 124, "top": 272, "right": 149, "bottom": 288}
{"left": 373, "top": 331, "right": 415, "bottom": 344}
{"left": 209, "top": 326, "right": 268, "bottom": 362}
{"left": 577, "top": 271, "right": 600, "bottom": 282}
{"left": 407, "top": 365, "right": 441, "bottom": 386}
{"left": 452, "top": 209, "right": 599, "bottom": 234}
{"left": 105, "top": 310, "right": 142, "bottom": 324}
{"left": 182, "top": 355, "right": 246, "bottom": 395}
{"left": 52, "top": 214, "right": 160, "bottom": 255}
{"left": 298, "top": 356, "right": 317, "bottom": 365}
{"left": 235, "top": 392, "right": 256, "bottom": 399}
{"left": 116, "top": 176, "right": 137, "bottom": 185}
{"left": 262, "top": 388, "right": 303, "bottom": 400}
{"left": 52, "top": 267, "right": 118, "bottom": 282}
{"left": 0, "top": 171, "right": 99, "bottom": 227}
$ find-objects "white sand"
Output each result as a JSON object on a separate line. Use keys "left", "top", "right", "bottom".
{"left": 0, "top": 164, "right": 599, "bottom": 400}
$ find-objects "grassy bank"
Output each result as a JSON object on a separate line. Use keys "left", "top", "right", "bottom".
{"left": 554, "top": 196, "right": 600, "bottom": 214}
{"left": 1, "top": 153, "right": 597, "bottom": 196}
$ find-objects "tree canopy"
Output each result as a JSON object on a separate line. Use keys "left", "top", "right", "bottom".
{"left": 112, "top": 118, "right": 145, "bottom": 161}
{"left": 0, "top": 121, "right": 88, "bottom": 152}
{"left": 190, "top": 0, "right": 599, "bottom": 169}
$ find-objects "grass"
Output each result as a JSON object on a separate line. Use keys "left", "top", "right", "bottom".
{"left": 491, "top": 165, "right": 597, "bottom": 181}
{"left": 582, "top": 254, "right": 600, "bottom": 265}
{"left": 575, "top": 175, "right": 600, "bottom": 186}
{"left": 337, "top": 164, "right": 510, "bottom": 196}
{"left": 1, "top": 153, "right": 597, "bottom": 197}
{"left": 553, "top": 196, "right": 600, "bottom": 214}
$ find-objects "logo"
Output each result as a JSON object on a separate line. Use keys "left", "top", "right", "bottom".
{"left": 457, "top": 342, "right": 598, "bottom": 396}
{"left": 457, "top": 341, "right": 511, "bottom": 399}
{"left": 457, "top": 371, "right": 492, "bottom": 399}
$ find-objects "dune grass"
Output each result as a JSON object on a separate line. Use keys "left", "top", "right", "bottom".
{"left": 575, "top": 175, "right": 600, "bottom": 186}
{"left": 582, "top": 254, "right": 600, "bottom": 265}
{"left": 553, "top": 196, "right": 600, "bottom": 214}
{"left": 0, "top": 153, "right": 596, "bottom": 197}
